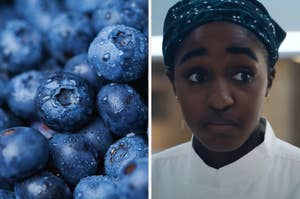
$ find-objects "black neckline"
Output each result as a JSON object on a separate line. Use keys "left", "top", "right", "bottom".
{"left": 192, "top": 118, "right": 266, "bottom": 169}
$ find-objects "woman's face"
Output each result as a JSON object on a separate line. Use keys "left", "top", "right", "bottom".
{"left": 172, "top": 22, "right": 274, "bottom": 152}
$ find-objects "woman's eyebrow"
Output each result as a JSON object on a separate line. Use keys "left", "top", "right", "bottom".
{"left": 226, "top": 46, "right": 258, "bottom": 62}
{"left": 179, "top": 48, "right": 207, "bottom": 64}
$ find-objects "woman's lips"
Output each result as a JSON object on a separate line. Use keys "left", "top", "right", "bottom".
{"left": 206, "top": 123, "right": 237, "bottom": 133}
{"left": 203, "top": 119, "right": 239, "bottom": 134}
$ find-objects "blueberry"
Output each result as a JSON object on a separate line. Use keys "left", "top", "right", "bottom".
{"left": 0, "top": 108, "right": 22, "bottom": 131}
{"left": 35, "top": 72, "right": 94, "bottom": 132}
{"left": 64, "top": 53, "right": 105, "bottom": 91}
{"left": 118, "top": 158, "right": 148, "bottom": 199}
{"left": 14, "top": 172, "right": 72, "bottom": 199}
{"left": 134, "top": 0, "right": 148, "bottom": 12}
{"left": 92, "top": 1, "right": 147, "bottom": 33}
{"left": 31, "top": 121, "right": 56, "bottom": 140}
{"left": 88, "top": 25, "right": 147, "bottom": 82}
{"left": 97, "top": 83, "right": 147, "bottom": 137}
{"left": 47, "top": 12, "right": 94, "bottom": 63}
{"left": 105, "top": 134, "right": 148, "bottom": 178}
{"left": 7, "top": 70, "right": 44, "bottom": 119}
{"left": 74, "top": 175, "right": 118, "bottom": 199}
{"left": 0, "top": 19, "right": 43, "bottom": 73}
{"left": 64, "top": 0, "right": 102, "bottom": 14}
{"left": 0, "top": 75, "right": 8, "bottom": 106}
{"left": 0, "top": 189, "right": 14, "bottom": 199}
{"left": 14, "top": 0, "right": 63, "bottom": 33}
{"left": 0, "top": 127, "right": 49, "bottom": 182}
{"left": 80, "top": 118, "right": 113, "bottom": 160}
{"left": 48, "top": 133, "right": 98, "bottom": 185}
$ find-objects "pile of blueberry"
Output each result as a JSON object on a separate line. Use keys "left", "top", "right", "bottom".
{"left": 0, "top": 0, "right": 148, "bottom": 198}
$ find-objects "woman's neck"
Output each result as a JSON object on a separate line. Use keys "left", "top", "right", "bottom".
{"left": 192, "top": 118, "right": 266, "bottom": 169}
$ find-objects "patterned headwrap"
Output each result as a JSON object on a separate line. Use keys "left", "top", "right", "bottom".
{"left": 162, "top": 0, "right": 286, "bottom": 70}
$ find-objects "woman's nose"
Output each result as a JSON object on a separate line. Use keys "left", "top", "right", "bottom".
{"left": 207, "top": 81, "right": 234, "bottom": 112}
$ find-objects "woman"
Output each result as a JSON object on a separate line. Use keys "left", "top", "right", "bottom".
{"left": 152, "top": 0, "right": 300, "bottom": 198}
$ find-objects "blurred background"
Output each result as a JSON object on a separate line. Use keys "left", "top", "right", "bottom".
{"left": 152, "top": 0, "right": 300, "bottom": 153}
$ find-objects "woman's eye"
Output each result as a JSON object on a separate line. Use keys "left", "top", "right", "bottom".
{"left": 232, "top": 72, "right": 254, "bottom": 83}
{"left": 188, "top": 72, "right": 206, "bottom": 82}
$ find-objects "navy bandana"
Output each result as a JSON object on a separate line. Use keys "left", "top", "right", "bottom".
{"left": 162, "top": 0, "right": 286, "bottom": 70}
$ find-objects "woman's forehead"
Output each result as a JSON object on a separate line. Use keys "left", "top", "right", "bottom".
{"left": 171, "top": 22, "right": 271, "bottom": 69}
{"left": 175, "top": 22, "right": 265, "bottom": 58}
{"left": 183, "top": 22, "right": 258, "bottom": 43}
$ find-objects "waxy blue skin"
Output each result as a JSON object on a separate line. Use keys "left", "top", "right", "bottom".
{"left": 0, "top": 127, "right": 49, "bottom": 182}
{"left": 88, "top": 25, "right": 147, "bottom": 82}
{"left": 0, "top": 189, "right": 14, "bottom": 199}
{"left": 92, "top": 1, "right": 147, "bottom": 33}
{"left": 0, "top": 19, "right": 43, "bottom": 73}
{"left": 79, "top": 118, "right": 113, "bottom": 160}
{"left": 48, "top": 133, "right": 99, "bottom": 186}
{"left": 14, "top": 0, "right": 63, "bottom": 34}
{"left": 14, "top": 172, "right": 72, "bottom": 199}
{"left": 0, "top": 108, "right": 22, "bottom": 131}
{"left": 35, "top": 72, "right": 94, "bottom": 132}
{"left": 47, "top": 12, "right": 94, "bottom": 63}
{"left": 64, "top": 53, "right": 105, "bottom": 91}
{"left": 7, "top": 70, "right": 44, "bottom": 120}
{"left": 105, "top": 135, "right": 148, "bottom": 178}
{"left": 74, "top": 175, "right": 118, "bottom": 199}
{"left": 97, "top": 83, "right": 147, "bottom": 137}
{"left": 118, "top": 158, "right": 148, "bottom": 199}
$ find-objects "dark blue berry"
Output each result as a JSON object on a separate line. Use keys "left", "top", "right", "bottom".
{"left": 48, "top": 133, "right": 98, "bottom": 185}
{"left": 7, "top": 70, "right": 44, "bottom": 119}
{"left": 0, "top": 19, "right": 43, "bottom": 73}
{"left": 74, "top": 175, "right": 118, "bottom": 199}
{"left": 14, "top": 0, "right": 63, "bottom": 33}
{"left": 80, "top": 118, "right": 113, "bottom": 160}
{"left": 105, "top": 135, "right": 148, "bottom": 178}
{"left": 97, "top": 83, "right": 147, "bottom": 137}
{"left": 35, "top": 72, "right": 94, "bottom": 132}
{"left": 14, "top": 172, "right": 72, "bottom": 199}
{"left": 64, "top": 0, "right": 101, "bottom": 14}
{"left": 47, "top": 12, "right": 94, "bottom": 63}
{"left": 88, "top": 25, "right": 147, "bottom": 82}
{"left": 0, "top": 127, "right": 49, "bottom": 182}
{"left": 92, "top": 1, "right": 147, "bottom": 33}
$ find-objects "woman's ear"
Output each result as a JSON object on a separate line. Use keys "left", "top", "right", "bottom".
{"left": 266, "top": 68, "right": 276, "bottom": 96}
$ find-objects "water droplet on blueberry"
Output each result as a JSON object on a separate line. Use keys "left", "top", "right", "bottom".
{"left": 102, "top": 53, "right": 110, "bottom": 62}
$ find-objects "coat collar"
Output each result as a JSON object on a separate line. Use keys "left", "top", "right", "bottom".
{"left": 184, "top": 120, "right": 277, "bottom": 188}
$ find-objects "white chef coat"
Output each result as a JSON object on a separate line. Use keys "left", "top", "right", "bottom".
{"left": 152, "top": 121, "right": 300, "bottom": 199}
